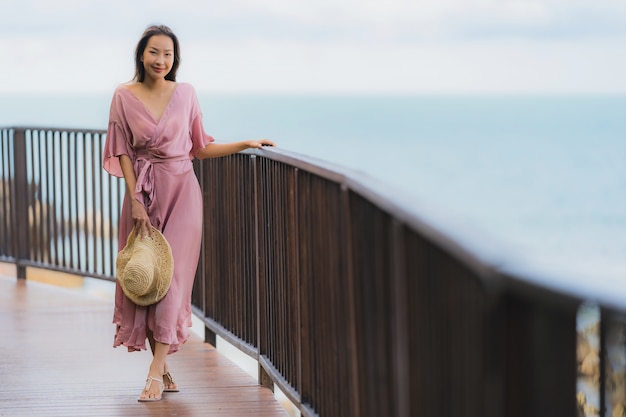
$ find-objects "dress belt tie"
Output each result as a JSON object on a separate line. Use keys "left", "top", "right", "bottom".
{"left": 133, "top": 155, "right": 190, "bottom": 211}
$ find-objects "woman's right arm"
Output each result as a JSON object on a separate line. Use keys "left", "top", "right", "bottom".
{"left": 119, "top": 154, "right": 152, "bottom": 238}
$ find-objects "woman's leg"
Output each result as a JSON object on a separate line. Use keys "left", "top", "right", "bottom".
{"left": 146, "top": 330, "right": 178, "bottom": 391}
{"left": 139, "top": 340, "right": 169, "bottom": 400}
{"left": 147, "top": 329, "right": 156, "bottom": 353}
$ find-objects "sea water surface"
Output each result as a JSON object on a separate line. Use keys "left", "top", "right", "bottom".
{"left": 1, "top": 92, "right": 625, "bottom": 298}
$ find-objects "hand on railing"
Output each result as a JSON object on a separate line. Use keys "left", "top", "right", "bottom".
{"left": 246, "top": 139, "right": 276, "bottom": 149}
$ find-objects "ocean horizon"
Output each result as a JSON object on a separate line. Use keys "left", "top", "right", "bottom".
{"left": 1, "top": 91, "right": 625, "bottom": 289}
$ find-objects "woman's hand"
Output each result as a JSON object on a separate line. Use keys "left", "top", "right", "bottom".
{"left": 131, "top": 199, "right": 153, "bottom": 239}
{"left": 246, "top": 139, "right": 276, "bottom": 149}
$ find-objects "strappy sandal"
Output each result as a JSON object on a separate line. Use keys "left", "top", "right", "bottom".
{"left": 163, "top": 371, "right": 180, "bottom": 392}
{"left": 137, "top": 376, "right": 164, "bottom": 402}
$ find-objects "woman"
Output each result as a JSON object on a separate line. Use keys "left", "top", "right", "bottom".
{"left": 103, "top": 24, "right": 275, "bottom": 402}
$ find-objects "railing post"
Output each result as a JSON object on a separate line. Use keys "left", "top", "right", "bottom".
{"left": 599, "top": 308, "right": 607, "bottom": 417}
{"left": 259, "top": 363, "right": 274, "bottom": 392}
{"left": 205, "top": 325, "right": 216, "bottom": 347}
{"left": 390, "top": 219, "right": 409, "bottom": 417}
{"left": 341, "top": 184, "right": 361, "bottom": 416}
{"left": 252, "top": 155, "right": 264, "bottom": 381}
{"left": 251, "top": 154, "right": 271, "bottom": 391}
{"left": 504, "top": 291, "right": 578, "bottom": 417}
{"left": 12, "top": 128, "right": 29, "bottom": 279}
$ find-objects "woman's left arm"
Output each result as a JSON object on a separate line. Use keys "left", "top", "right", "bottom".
{"left": 195, "top": 139, "right": 275, "bottom": 160}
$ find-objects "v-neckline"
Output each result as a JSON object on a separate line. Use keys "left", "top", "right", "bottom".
{"left": 124, "top": 83, "right": 179, "bottom": 125}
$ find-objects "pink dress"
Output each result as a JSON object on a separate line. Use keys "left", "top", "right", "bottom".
{"left": 103, "top": 82, "right": 214, "bottom": 354}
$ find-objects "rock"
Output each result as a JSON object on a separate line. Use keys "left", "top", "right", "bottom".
{"left": 613, "top": 403, "right": 626, "bottom": 417}
{"left": 585, "top": 403, "right": 600, "bottom": 417}
{"left": 581, "top": 350, "right": 600, "bottom": 380}
{"left": 577, "top": 392, "right": 587, "bottom": 417}
{"left": 578, "top": 332, "right": 593, "bottom": 366}
{"left": 608, "top": 370, "right": 626, "bottom": 405}
{"left": 577, "top": 391, "right": 600, "bottom": 417}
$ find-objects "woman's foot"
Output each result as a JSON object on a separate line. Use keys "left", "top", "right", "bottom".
{"left": 163, "top": 371, "right": 179, "bottom": 392}
{"left": 138, "top": 375, "right": 164, "bottom": 402}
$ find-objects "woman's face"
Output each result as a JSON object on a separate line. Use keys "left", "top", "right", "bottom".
{"left": 141, "top": 35, "right": 174, "bottom": 81}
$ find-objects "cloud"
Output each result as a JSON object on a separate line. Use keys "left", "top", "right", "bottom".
{"left": 1, "top": 0, "right": 625, "bottom": 94}
{"left": 178, "top": 34, "right": 626, "bottom": 94}
{"left": 442, "top": 0, "right": 626, "bottom": 40}
{"left": 200, "top": 0, "right": 626, "bottom": 42}
{"left": 2, "top": 0, "right": 625, "bottom": 41}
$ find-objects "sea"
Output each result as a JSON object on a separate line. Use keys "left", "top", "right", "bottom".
{"left": 1, "top": 92, "right": 625, "bottom": 303}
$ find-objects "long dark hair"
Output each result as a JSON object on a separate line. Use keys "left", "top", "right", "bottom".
{"left": 133, "top": 25, "right": 181, "bottom": 82}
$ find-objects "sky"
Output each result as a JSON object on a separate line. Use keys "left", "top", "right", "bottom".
{"left": 1, "top": 0, "right": 625, "bottom": 94}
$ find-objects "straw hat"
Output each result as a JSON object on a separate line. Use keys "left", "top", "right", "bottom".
{"left": 116, "top": 226, "right": 174, "bottom": 306}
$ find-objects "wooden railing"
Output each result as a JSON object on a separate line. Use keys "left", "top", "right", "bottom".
{"left": 1, "top": 126, "right": 619, "bottom": 417}
{"left": 0, "top": 127, "right": 123, "bottom": 279}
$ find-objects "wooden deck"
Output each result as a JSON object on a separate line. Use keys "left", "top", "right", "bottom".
{"left": 0, "top": 275, "right": 288, "bottom": 417}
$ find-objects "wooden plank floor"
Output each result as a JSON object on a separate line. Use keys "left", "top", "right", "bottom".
{"left": 0, "top": 276, "right": 288, "bottom": 417}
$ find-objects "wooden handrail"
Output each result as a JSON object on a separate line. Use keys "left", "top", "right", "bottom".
{"left": 1, "top": 125, "right": 618, "bottom": 417}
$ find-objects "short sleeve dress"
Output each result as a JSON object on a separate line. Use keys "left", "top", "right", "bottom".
{"left": 103, "top": 82, "right": 214, "bottom": 354}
